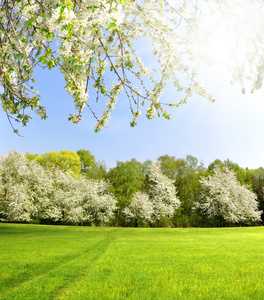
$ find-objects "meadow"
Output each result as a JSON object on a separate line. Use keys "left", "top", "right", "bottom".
{"left": 0, "top": 224, "right": 264, "bottom": 300}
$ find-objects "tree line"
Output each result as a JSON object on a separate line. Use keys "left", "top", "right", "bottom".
{"left": 0, "top": 150, "right": 263, "bottom": 227}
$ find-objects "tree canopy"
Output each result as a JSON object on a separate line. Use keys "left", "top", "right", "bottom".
{"left": 107, "top": 158, "right": 146, "bottom": 205}
{"left": 32, "top": 150, "right": 81, "bottom": 175}
{"left": 1, "top": 150, "right": 264, "bottom": 226}
{"left": 2, "top": 0, "right": 264, "bottom": 133}
{"left": 198, "top": 167, "right": 262, "bottom": 225}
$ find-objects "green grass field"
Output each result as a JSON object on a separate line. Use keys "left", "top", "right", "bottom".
{"left": 1, "top": 224, "right": 264, "bottom": 300}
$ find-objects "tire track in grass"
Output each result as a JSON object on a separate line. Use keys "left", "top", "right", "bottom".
{"left": 52, "top": 232, "right": 115, "bottom": 300}
{"left": 0, "top": 227, "right": 103, "bottom": 294}
{"left": 0, "top": 253, "right": 80, "bottom": 294}
{"left": 0, "top": 234, "right": 113, "bottom": 300}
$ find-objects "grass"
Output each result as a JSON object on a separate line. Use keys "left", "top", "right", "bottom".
{"left": 0, "top": 224, "right": 264, "bottom": 299}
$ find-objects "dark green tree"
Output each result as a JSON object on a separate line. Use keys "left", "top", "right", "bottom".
{"left": 224, "top": 159, "right": 247, "bottom": 185}
{"left": 208, "top": 159, "right": 225, "bottom": 172}
{"left": 108, "top": 159, "right": 147, "bottom": 225}
{"left": 246, "top": 168, "right": 264, "bottom": 221}
{"left": 158, "top": 155, "right": 208, "bottom": 226}
{"left": 77, "top": 149, "right": 107, "bottom": 180}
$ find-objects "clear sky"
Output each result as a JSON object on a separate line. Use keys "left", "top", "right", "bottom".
{"left": 1, "top": 59, "right": 264, "bottom": 170}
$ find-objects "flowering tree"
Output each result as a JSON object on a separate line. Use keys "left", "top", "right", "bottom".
{"left": 5, "top": 0, "right": 251, "bottom": 133}
{"left": 123, "top": 191, "right": 153, "bottom": 226}
{"left": 1, "top": 182, "right": 34, "bottom": 222}
{"left": 198, "top": 167, "right": 262, "bottom": 225}
{"left": 148, "top": 161, "right": 180, "bottom": 223}
{"left": 80, "top": 178, "right": 117, "bottom": 225}
{"left": 3, "top": 0, "right": 264, "bottom": 134}
{"left": 45, "top": 167, "right": 116, "bottom": 225}
{"left": 0, "top": 151, "right": 116, "bottom": 225}
{"left": 24, "top": 158, "right": 53, "bottom": 220}
{"left": 46, "top": 167, "right": 84, "bottom": 223}
{"left": 3, "top": 1, "right": 264, "bottom": 133}
{"left": 0, "top": 151, "right": 49, "bottom": 221}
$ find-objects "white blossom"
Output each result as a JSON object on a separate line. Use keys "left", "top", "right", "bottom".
{"left": 0, "top": 151, "right": 117, "bottom": 225}
{"left": 123, "top": 192, "right": 154, "bottom": 226}
{"left": 148, "top": 161, "right": 180, "bottom": 223}
{"left": 198, "top": 167, "right": 262, "bottom": 224}
{"left": 1, "top": 0, "right": 221, "bottom": 133}
{"left": 0, "top": 151, "right": 37, "bottom": 222}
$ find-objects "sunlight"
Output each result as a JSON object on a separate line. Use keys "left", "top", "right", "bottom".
{"left": 195, "top": 1, "right": 264, "bottom": 73}
{"left": 198, "top": 23, "right": 236, "bottom": 66}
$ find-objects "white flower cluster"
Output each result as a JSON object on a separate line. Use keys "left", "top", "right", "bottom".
{"left": 123, "top": 192, "right": 154, "bottom": 226}
{"left": 1, "top": 0, "right": 215, "bottom": 133}
{"left": 0, "top": 151, "right": 116, "bottom": 225}
{"left": 123, "top": 161, "right": 180, "bottom": 225}
{"left": 3, "top": 0, "right": 263, "bottom": 133}
{"left": 148, "top": 161, "right": 181, "bottom": 222}
{"left": 198, "top": 167, "right": 262, "bottom": 224}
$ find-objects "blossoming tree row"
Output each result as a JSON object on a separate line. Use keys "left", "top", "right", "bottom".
{"left": 0, "top": 151, "right": 262, "bottom": 226}
{"left": 0, "top": 151, "right": 181, "bottom": 226}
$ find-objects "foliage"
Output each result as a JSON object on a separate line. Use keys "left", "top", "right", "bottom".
{"left": 158, "top": 154, "right": 182, "bottom": 181}
{"left": 159, "top": 155, "right": 208, "bottom": 217}
{"left": 77, "top": 149, "right": 107, "bottom": 179}
{"left": 108, "top": 159, "right": 146, "bottom": 203}
{"left": 77, "top": 149, "right": 96, "bottom": 174}
{"left": 175, "top": 156, "right": 207, "bottom": 216}
{"left": 108, "top": 159, "right": 147, "bottom": 225}
{"left": 208, "top": 159, "right": 225, "bottom": 173}
{"left": 198, "top": 167, "right": 262, "bottom": 225}
{"left": 245, "top": 168, "right": 264, "bottom": 221}
{"left": 2, "top": 1, "right": 264, "bottom": 133}
{"left": 37, "top": 150, "right": 81, "bottom": 175}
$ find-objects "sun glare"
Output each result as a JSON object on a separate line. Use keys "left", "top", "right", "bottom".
{"left": 199, "top": 24, "right": 234, "bottom": 66}
{"left": 195, "top": 1, "right": 264, "bottom": 74}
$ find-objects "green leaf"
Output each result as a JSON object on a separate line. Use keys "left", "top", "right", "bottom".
{"left": 44, "top": 47, "right": 52, "bottom": 56}
{"left": 60, "top": 6, "right": 65, "bottom": 17}
{"left": 46, "top": 32, "right": 53, "bottom": 42}
{"left": 106, "top": 23, "right": 119, "bottom": 31}
{"left": 67, "top": 24, "right": 73, "bottom": 37}
{"left": 67, "top": 0, "right": 74, "bottom": 12}
{"left": 87, "top": 5, "right": 99, "bottom": 12}
{"left": 47, "top": 60, "right": 53, "bottom": 70}
{"left": 38, "top": 56, "right": 47, "bottom": 64}
{"left": 61, "top": 25, "right": 68, "bottom": 31}
{"left": 24, "top": 19, "right": 34, "bottom": 26}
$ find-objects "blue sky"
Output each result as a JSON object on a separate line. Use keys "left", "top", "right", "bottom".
{"left": 1, "top": 60, "right": 264, "bottom": 170}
